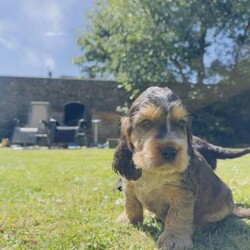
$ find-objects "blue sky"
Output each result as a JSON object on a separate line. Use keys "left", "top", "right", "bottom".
{"left": 0, "top": 0, "right": 94, "bottom": 78}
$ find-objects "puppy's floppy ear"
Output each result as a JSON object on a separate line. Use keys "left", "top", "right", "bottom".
{"left": 120, "top": 117, "right": 133, "bottom": 151}
{"left": 112, "top": 117, "right": 142, "bottom": 180}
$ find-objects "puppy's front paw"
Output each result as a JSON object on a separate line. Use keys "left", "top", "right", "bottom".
{"left": 156, "top": 232, "right": 193, "bottom": 250}
{"left": 116, "top": 211, "right": 143, "bottom": 225}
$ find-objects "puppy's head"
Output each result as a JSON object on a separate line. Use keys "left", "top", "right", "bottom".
{"left": 112, "top": 87, "right": 193, "bottom": 180}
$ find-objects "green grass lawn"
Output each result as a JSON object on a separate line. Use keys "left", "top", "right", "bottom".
{"left": 0, "top": 148, "right": 249, "bottom": 250}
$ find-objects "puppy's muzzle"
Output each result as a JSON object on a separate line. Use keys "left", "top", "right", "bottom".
{"left": 159, "top": 146, "right": 177, "bottom": 162}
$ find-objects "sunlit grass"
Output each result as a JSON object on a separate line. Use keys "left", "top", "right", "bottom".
{"left": 216, "top": 155, "right": 250, "bottom": 205}
{"left": 0, "top": 149, "right": 249, "bottom": 249}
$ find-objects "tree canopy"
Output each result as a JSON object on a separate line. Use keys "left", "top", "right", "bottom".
{"left": 75, "top": 0, "right": 250, "bottom": 98}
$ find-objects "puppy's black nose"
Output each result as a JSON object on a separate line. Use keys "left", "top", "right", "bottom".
{"left": 160, "top": 146, "right": 177, "bottom": 161}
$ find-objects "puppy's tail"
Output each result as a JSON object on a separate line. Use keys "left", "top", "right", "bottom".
{"left": 210, "top": 146, "right": 250, "bottom": 160}
{"left": 193, "top": 136, "right": 250, "bottom": 160}
{"left": 233, "top": 207, "right": 250, "bottom": 219}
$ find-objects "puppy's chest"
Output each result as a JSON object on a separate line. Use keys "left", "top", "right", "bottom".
{"left": 134, "top": 172, "right": 181, "bottom": 219}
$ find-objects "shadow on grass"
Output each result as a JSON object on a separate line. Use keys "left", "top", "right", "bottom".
{"left": 139, "top": 216, "right": 250, "bottom": 250}
{"left": 234, "top": 203, "right": 250, "bottom": 208}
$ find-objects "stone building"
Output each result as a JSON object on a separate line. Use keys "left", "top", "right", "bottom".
{"left": 0, "top": 76, "right": 129, "bottom": 144}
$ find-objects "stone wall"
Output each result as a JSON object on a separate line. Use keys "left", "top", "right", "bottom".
{"left": 0, "top": 76, "right": 128, "bottom": 143}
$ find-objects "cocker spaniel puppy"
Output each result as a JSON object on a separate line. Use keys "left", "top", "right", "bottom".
{"left": 112, "top": 86, "right": 249, "bottom": 250}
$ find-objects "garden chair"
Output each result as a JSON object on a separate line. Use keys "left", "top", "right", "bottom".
{"left": 11, "top": 101, "right": 50, "bottom": 146}
{"left": 47, "top": 102, "right": 90, "bottom": 148}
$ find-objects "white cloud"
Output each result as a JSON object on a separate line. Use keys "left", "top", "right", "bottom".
{"left": 22, "top": 0, "right": 63, "bottom": 31}
{"left": 45, "top": 2, "right": 63, "bottom": 23}
{"left": 44, "top": 56, "right": 56, "bottom": 70}
{"left": 0, "top": 35, "right": 15, "bottom": 49}
{"left": 26, "top": 50, "right": 41, "bottom": 67}
{"left": 45, "top": 31, "right": 64, "bottom": 37}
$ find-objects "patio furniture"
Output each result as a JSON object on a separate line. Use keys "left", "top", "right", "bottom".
{"left": 11, "top": 101, "right": 50, "bottom": 146}
{"left": 47, "top": 102, "right": 90, "bottom": 147}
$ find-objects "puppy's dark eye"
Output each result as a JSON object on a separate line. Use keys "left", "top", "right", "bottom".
{"left": 139, "top": 119, "right": 152, "bottom": 130}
